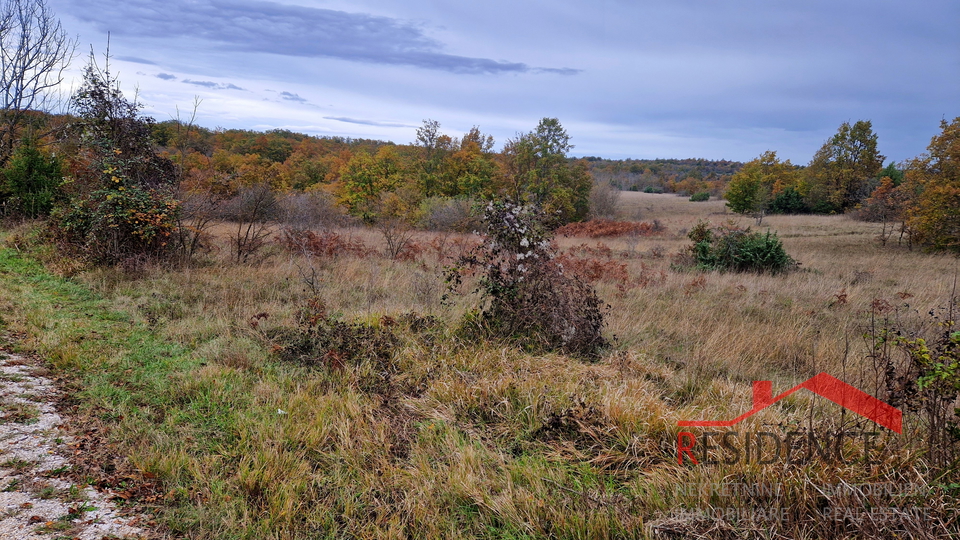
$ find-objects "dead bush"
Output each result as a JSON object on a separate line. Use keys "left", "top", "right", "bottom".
{"left": 447, "top": 201, "right": 609, "bottom": 359}
{"left": 556, "top": 219, "right": 665, "bottom": 238}
{"left": 276, "top": 228, "right": 371, "bottom": 259}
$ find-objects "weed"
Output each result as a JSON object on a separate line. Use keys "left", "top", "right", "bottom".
{"left": 273, "top": 296, "right": 419, "bottom": 392}
{"left": 865, "top": 293, "right": 960, "bottom": 470}
{"left": 1, "top": 458, "right": 34, "bottom": 471}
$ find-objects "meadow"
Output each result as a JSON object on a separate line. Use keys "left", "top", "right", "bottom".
{"left": 1, "top": 191, "right": 958, "bottom": 539}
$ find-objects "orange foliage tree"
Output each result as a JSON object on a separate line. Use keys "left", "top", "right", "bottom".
{"left": 902, "top": 117, "right": 960, "bottom": 252}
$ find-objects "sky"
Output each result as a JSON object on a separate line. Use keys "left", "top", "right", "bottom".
{"left": 45, "top": 0, "right": 959, "bottom": 163}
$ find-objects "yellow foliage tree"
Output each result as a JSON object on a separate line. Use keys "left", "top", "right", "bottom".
{"left": 903, "top": 117, "right": 960, "bottom": 251}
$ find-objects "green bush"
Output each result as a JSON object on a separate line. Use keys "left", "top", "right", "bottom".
{"left": 1, "top": 139, "right": 62, "bottom": 218}
{"left": 768, "top": 187, "right": 809, "bottom": 214}
{"left": 53, "top": 53, "right": 180, "bottom": 265}
{"left": 689, "top": 191, "right": 710, "bottom": 202}
{"left": 687, "top": 220, "right": 795, "bottom": 274}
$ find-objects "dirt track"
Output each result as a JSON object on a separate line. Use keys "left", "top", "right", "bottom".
{"left": 0, "top": 351, "right": 145, "bottom": 539}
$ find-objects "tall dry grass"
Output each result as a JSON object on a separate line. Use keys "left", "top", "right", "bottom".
{"left": 3, "top": 192, "right": 958, "bottom": 538}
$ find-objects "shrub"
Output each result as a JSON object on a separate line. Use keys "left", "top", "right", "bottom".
{"left": 768, "top": 186, "right": 809, "bottom": 214}
{"left": 446, "top": 201, "right": 608, "bottom": 359}
{"left": 588, "top": 180, "right": 621, "bottom": 219}
{"left": 277, "top": 227, "right": 370, "bottom": 259}
{"left": 555, "top": 219, "right": 665, "bottom": 238}
{"left": 53, "top": 52, "right": 179, "bottom": 265}
{"left": 1, "top": 138, "right": 62, "bottom": 218}
{"left": 279, "top": 297, "right": 398, "bottom": 370}
{"left": 865, "top": 296, "right": 960, "bottom": 471}
{"left": 55, "top": 153, "right": 179, "bottom": 265}
{"left": 686, "top": 220, "right": 795, "bottom": 274}
{"left": 689, "top": 191, "right": 710, "bottom": 202}
{"left": 223, "top": 183, "right": 280, "bottom": 263}
{"left": 418, "top": 196, "right": 479, "bottom": 232}
{"left": 279, "top": 191, "right": 350, "bottom": 230}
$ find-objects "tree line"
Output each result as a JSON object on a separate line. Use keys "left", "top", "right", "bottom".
{"left": 586, "top": 157, "right": 743, "bottom": 196}
{"left": 1, "top": 48, "right": 595, "bottom": 264}
{"left": 725, "top": 119, "right": 960, "bottom": 251}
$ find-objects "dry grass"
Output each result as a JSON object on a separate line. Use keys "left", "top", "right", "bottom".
{"left": 2, "top": 195, "right": 959, "bottom": 538}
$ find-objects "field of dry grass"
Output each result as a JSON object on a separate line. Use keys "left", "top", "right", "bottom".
{"left": 1, "top": 191, "right": 958, "bottom": 539}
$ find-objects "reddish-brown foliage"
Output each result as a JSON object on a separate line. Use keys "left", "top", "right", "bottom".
{"left": 557, "top": 254, "right": 630, "bottom": 285}
{"left": 557, "top": 241, "right": 666, "bottom": 296}
{"left": 394, "top": 241, "right": 424, "bottom": 262}
{"left": 277, "top": 228, "right": 371, "bottom": 258}
{"left": 556, "top": 219, "right": 665, "bottom": 238}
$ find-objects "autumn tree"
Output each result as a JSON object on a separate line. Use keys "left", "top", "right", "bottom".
{"left": 803, "top": 120, "right": 883, "bottom": 213}
{"left": 55, "top": 52, "right": 179, "bottom": 265}
{"left": 724, "top": 151, "right": 799, "bottom": 223}
{"left": 338, "top": 145, "right": 406, "bottom": 220}
{"left": 902, "top": 117, "right": 960, "bottom": 251}
{"left": 0, "top": 0, "right": 77, "bottom": 165}
{"left": 499, "top": 118, "right": 591, "bottom": 223}
{"left": 413, "top": 119, "right": 452, "bottom": 197}
{"left": 438, "top": 126, "right": 496, "bottom": 197}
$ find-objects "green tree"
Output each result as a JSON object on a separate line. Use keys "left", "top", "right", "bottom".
{"left": 413, "top": 119, "right": 452, "bottom": 197}
{"left": 338, "top": 146, "right": 405, "bottom": 220}
{"left": 500, "top": 118, "right": 591, "bottom": 223}
{"left": 724, "top": 151, "right": 798, "bottom": 222}
{"left": 0, "top": 136, "right": 60, "bottom": 217}
{"left": 803, "top": 120, "right": 883, "bottom": 212}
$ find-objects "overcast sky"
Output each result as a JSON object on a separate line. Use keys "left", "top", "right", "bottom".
{"left": 47, "top": 0, "right": 958, "bottom": 163}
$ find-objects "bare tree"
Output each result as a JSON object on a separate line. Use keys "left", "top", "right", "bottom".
{"left": 0, "top": 0, "right": 77, "bottom": 164}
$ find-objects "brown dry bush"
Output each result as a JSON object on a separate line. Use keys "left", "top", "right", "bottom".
{"left": 556, "top": 218, "right": 665, "bottom": 238}
{"left": 448, "top": 201, "right": 609, "bottom": 359}
{"left": 556, "top": 253, "right": 630, "bottom": 288}
{"left": 276, "top": 227, "right": 371, "bottom": 258}
{"left": 558, "top": 242, "right": 666, "bottom": 295}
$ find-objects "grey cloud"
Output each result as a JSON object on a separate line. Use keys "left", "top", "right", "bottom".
{"left": 182, "top": 79, "right": 246, "bottom": 91}
{"left": 280, "top": 92, "right": 306, "bottom": 103}
{"left": 116, "top": 55, "right": 157, "bottom": 65}
{"left": 64, "top": 0, "right": 579, "bottom": 75}
{"left": 324, "top": 117, "right": 414, "bottom": 128}
{"left": 156, "top": 73, "right": 177, "bottom": 80}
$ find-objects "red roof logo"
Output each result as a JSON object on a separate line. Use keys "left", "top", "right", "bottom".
{"left": 678, "top": 372, "right": 902, "bottom": 433}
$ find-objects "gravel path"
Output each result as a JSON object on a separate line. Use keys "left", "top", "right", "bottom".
{"left": 0, "top": 351, "right": 146, "bottom": 539}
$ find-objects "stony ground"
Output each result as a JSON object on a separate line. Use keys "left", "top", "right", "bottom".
{"left": 0, "top": 350, "right": 146, "bottom": 540}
